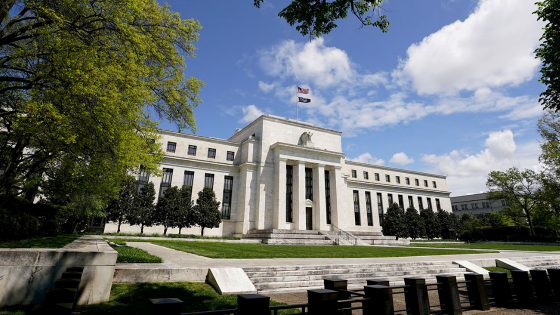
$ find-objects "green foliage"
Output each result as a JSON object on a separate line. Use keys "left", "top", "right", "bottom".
{"left": 404, "top": 207, "right": 424, "bottom": 240}
{"left": 382, "top": 203, "right": 407, "bottom": 239}
{"left": 535, "top": 1, "right": 560, "bottom": 112}
{"left": 193, "top": 187, "right": 221, "bottom": 236}
{"left": 437, "top": 208, "right": 457, "bottom": 238}
{"left": 127, "top": 182, "right": 156, "bottom": 234}
{"left": 0, "top": 234, "right": 78, "bottom": 248}
{"left": 177, "top": 186, "right": 194, "bottom": 234}
{"left": 254, "top": 0, "right": 389, "bottom": 39}
{"left": 154, "top": 186, "right": 182, "bottom": 235}
{"left": 420, "top": 207, "right": 440, "bottom": 239}
{"left": 111, "top": 245, "right": 163, "bottom": 263}
{"left": 105, "top": 177, "right": 138, "bottom": 233}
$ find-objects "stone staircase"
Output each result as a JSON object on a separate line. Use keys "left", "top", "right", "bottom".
{"left": 510, "top": 256, "right": 560, "bottom": 269}
{"left": 243, "top": 261, "right": 469, "bottom": 294}
{"left": 242, "top": 229, "right": 333, "bottom": 245}
{"left": 350, "top": 231, "right": 410, "bottom": 245}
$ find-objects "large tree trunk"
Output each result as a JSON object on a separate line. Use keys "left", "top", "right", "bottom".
{"left": 178, "top": 227, "right": 182, "bottom": 235}
{"left": 201, "top": 227, "right": 204, "bottom": 236}
{"left": 525, "top": 210, "right": 536, "bottom": 236}
{"left": 140, "top": 223, "right": 144, "bottom": 234}
{"left": 163, "top": 225, "right": 168, "bottom": 235}
{"left": 117, "top": 219, "right": 122, "bottom": 233}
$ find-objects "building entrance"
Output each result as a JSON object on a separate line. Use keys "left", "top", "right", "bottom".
{"left": 306, "top": 207, "right": 312, "bottom": 230}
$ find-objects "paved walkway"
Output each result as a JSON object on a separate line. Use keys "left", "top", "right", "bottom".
{"left": 123, "top": 241, "right": 560, "bottom": 268}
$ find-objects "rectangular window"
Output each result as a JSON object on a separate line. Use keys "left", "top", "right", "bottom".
{"left": 408, "top": 196, "right": 414, "bottom": 209}
{"left": 183, "top": 171, "right": 194, "bottom": 192}
{"left": 501, "top": 200, "right": 506, "bottom": 206}
{"left": 427, "top": 197, "right": 433, "bottom": 210}
{"left": 222, "top": 176, "right": 233, "bottom": 219}
{"left": 388, "top": 193, "right": 394, "bottom": 205}
{"left": 424, "top": 180, "right": 428, "bottom": 187}
{"left": 385, "top": 174, "right": 390, "bottom": 182}
{"left": 208, "top": 148, "right": 216, "bottom": 159}
{"left": 365, "top": 192, "right": 373, "bottom": 226}
{"left": 396, "top": 176, "right": 401, "bottom": 184}
{"left": 138, "top": 166, "right": 150, "bottom": 191}
{"left": 418, "top": 197, "right": 424, "bottom": 210}
{"left": 363, "top": 171, "right": 369, "bottom": 180}
{"left": 305, "top": 168, "right": 313, "bottom": 200}
{"left": 325, "top": 170, "right": 332, "bottom": 225}
{"left": 159, "top": 168, "right": 173, "bottom": 197}
{"left": 377, "top": 193, "right": 384, "bottom": 225}
{"left": 436, "top": 198, "right": 441, "bottom": 211}
{"left": 406, "top": 177, "right": 410, "bottom": 185}
{"left": 286, "top": 165, "right": 293, "bottom": 222}
{"left": 167, "top": 142, "right": 176, "bottom": 153}
{"left": 415, "top": 178, "right": 419, "bottom": 186}
{"left": 353, "top": 190, "right": 361, "bottom": 225}
{"left": 432, "top": 181, "right": 437, "bottom": 188}
{"left": 188, "top": 145, "right": 197, "bottom": 156}
{"left": 375, "top": 173, "right": 380, "bottom": 181}
{"left": 351, "top": 170, "right": 357, "bottom": 178}
{"left": 204, "top": 173, "right": 214, "bottom": 190}
{"left": 227, "top": 151, "right": 235, "bottom": 161}
{"left": 398, "top": 195, "right": 404, "bottom": 210}
{"left": 485, "top": 202, "right": 490, "bottom": 208}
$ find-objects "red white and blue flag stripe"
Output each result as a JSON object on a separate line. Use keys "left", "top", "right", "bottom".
{"left": 297, "top": 86, "right": 309, "bottom": 94}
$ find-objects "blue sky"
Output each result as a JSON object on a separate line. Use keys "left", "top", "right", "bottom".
{"left": 158, "top": 0, "right": 545, "bottom": 196}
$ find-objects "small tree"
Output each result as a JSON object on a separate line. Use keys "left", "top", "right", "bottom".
{"left": 154, "top": 186, "right": 181, "bottom": 235}
{"left": 128, "top": 182, "right": 156, "bottom": 234}
{"left": 192, "top": 187, "right": 221, "bottom": 236}
{"left": 420, "top": 207, "right": 440, "bottom": 239}
{"left": 105, "top": 176, "right": 137, "bottom": 233}
{"left": 405, "top": 207, "right": 424, "bottom": 240}
{"left": 176, "top": 186, "right": 194, "bottom": 234}
{"left": 382, "top": 203, "right": 407, "bottom": 239}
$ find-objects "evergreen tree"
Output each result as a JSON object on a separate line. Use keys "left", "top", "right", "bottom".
{"left": 105, "top": 177, "right": 137, "bottom": 233}
{"left": 420, "top": 207, "right": 440, "bottom": 239}
{"left": 405, "top": 207, "right": 424, "bottom": 240}
{"left": 193, "top": 187, "right": 221, "bottom": 236}
{"left": 154, "top": 186, "right": 181, "bottom": 235}
{"left": 177, "top": 186, "right": 194, "bottom": 234}
{"left": 382, "top": 203, "right": 407, "bottom": 239}
{"left": 128, "top": 182, "right": 156, "bottom": 234}
{"left": 437, "top": 208, "right": 454, "bottom": 238}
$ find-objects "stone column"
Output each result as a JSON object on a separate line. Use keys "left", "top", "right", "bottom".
{"left": 255, "top": 165, "right": 267, "bottom": 230}
{"left": 293, "top": 161, "right": 306, "bottom": 230}
{"left": 273, "top": 158, "right": 287, "bottom": 229}
{"left": 313, "top": 164, "right": 327, "bottom": 230}
{"left": 329, "top": 166, "right": 344, "bottom": 230}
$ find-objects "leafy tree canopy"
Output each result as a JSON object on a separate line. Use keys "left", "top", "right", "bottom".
{"left": 535, "top": 1, "right": 560, "bottom": 112}
{"left": 193, "top": 187, "right": 221, "bottom": 236}
{"left": 155, "top": 186, "right": 182, "bottom": 235}
{"left": 382, "top": 203, "right": 406, "bottom": 239}
{"left": 254, "top": 0, "right": 389, "bottom": 39}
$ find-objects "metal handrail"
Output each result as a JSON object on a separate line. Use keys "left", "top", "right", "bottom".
{"left": 330, "top": 224, "right": 361, "bottom": 245}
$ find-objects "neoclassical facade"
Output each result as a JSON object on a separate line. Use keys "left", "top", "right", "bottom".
{"left": 104, "top": 115, "right": 452, "bottom": 237}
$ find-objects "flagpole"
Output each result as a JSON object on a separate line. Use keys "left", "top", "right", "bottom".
{"left": 296, "top": 84, "right": 298, "bottom": 121}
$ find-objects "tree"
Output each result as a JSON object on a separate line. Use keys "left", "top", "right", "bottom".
{"left": 176, "top": 186, "right": 194, "bottom": 234}
{"left": 154, "top": 186, "right": 181, "bottom": 235}
{"left": 535, "top": 1, "right": 560, "bottom": 112}
{"left": 420, "top": 207, "right": 440, "bottom": 239}
{"left": 382, "top": 203, "right": 406, "bottom": 239}
{"left": 254, "top": 0, "right": 389, "bottom": 39}
{"left": 437, "top": 209, "right": 456, "bottom": 239}
{"left": 486, "top": 167, "right": 541, "bottom": 236}
{"left": 192, "top": 187, "right": 221, "bottom": 236}
{"left": 128, "top": 182, "right": 156, "bottom": 234}
{"left": 0, "top": 0, "right": 203, "bottom": 204}
{"left": 105, "top": 177, "right": 138, "bottom": 233}
{"left": 404, "top": 207, "right": 424, "bottom": 240}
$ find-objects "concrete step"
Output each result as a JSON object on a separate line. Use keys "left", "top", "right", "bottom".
{"left": 243, "top": 261, "right": 457, "bottom": 272}
{"left": 263, "top": 239, "right": 334, "bottom": 245}
{"left": 245, "top": 266, "right": 465, "bottom": 277}
{"left": 243, "top": 233, "right": 329, "bottom": 240}
{"left": 247, "top": 229, "right": 321, "bottom": 235}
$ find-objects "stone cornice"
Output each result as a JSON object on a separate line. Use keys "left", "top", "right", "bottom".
{"left": 158, "top": 129, "right": 239, "bottom": 146}
{"left": 346, "top": 178, "right": 451, "bottom": 196}
{"left": 271, "top": 142, "right": 346, "bottom": 158}
{"left": 163, "top": 155, "right": 238, "bottom": 170}
{"left": 345, "top": 160, "right": 447, "bottom": 179}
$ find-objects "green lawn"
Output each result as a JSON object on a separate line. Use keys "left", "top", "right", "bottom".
{"left": 112, "top": 246, "right": 163, "bottom": 263}
{"left": 100, "top": 232, "right": 239, "bottom": 240}
{"left": 109, "top": 238, "right": 495, "bottom": 258}
{"left": 409, "top": 243, "right": 560, "bottom": 251}
{"left": 0, "top": 234, "right": 79, "bottom": 248}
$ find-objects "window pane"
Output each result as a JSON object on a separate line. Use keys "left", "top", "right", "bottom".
{"left": 167, "top": 142, "right": 176, "bottom": 153}
{"left": 227, "top": 151, "right": 234, "bottom": 161}
{"left": 353, "top": 190, "right": 361, "bottom": 225}
{"left": 204, "top": 173, "right": 214, "bottom": 190}
{"left": 188, "top": 145, "right": 197, "bottom": 155}
{"left": 286, "top": 165, "right": 293, "bottom": 222}
{"left": 305, "top": 168, "right": 313, "bottom": 200}
{"left": 208, "top": 148, "right": 216, "bottom": 159}
{"left": 222, "top": 176, "right": 233, "bottom": 219}
{"left": 325, "top": 170, "right": 331, "bottom": 225}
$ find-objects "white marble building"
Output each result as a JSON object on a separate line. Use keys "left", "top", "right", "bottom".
{"left": 104, "top": 115, "right": 452, "bottom": 237}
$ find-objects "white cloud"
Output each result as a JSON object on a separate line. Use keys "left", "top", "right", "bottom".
{"left": 393, "top": 0, "right": 544, "bottom": 95}
{"left": 258, "top": 81, "right": 275, "bottom": 93}
{"left": 390, "top": 152, "right": 415, "bottom": 165}
{"left": 239, "top": 105, "right": 265, "bottom": 123}
{"left": 421, "top": 130, "right": 542, "bottom": 195}
{"left": 351, "top": 153, "right": 385, "bottom": 165}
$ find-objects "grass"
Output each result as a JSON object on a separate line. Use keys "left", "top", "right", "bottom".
{"left": 0, "top": 306, "right": 31, "bottom": 315}
{"left": 0, "top": 234, "right": 79, "bottom": 248}
{"left": 108, "top": 238, "right": 496, "bottom": 259}
{"left": 111, "top": 245, "right": 163, "bottom": 263}
{"left": 410, "top": 239, "right": 464, "bottom": 243}
{"left": 408, "top": 243, "right": 560, "bottom": 251}
{"left": 98, "top": 232, "right": 239, "bottom": 240}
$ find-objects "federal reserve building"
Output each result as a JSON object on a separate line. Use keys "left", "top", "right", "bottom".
{"left": 105, "top": 115, "right": 452, "bottom": 243}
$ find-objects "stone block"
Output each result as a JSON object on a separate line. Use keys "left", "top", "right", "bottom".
{"left": 207, "top": 268, "right": 257, "bottom": 295}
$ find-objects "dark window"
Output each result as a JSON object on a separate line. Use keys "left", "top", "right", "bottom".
{"left": 222, "top": 176, "right": 233, "bottom": 219}
{"left": 305, "top": 168, "right": 313, "bottom": 200}
{"left": 183, "top": 171, "right": 194, "bottom": 192}
{"left": 388, "top": 193, "right": 394, "bottom": 205}
{"left": 436, "top": 198, "right": 441, "bottom": 211}
{"left": 427, "top": 197, "right": 433, "bottom": 210}
{"left": 351, "top": 170, "right": 357, "bottom": 178}
{"left": 375, "top": 173, "right": 380, "bottom": 181}
{"left": 325, "top": 170, "right": 332, "bottom": 225}
{"left": 353, "top": 190, "right": 361, "bottom": 225}
{"left": 159, "top": 168, "right": 173, "bottom": 197}
{"left": 501, "top": 200, "right": 506, "bottom": 206}
{"left": 432, "top": 181, "right": 437, "bottom": 188}
{"left": 377, "top": 193, "right": 384, "bottom": 225}
{"left": 406, "top": 177, "right": 410, "bottom": 185}
{"left": 418, "top": 197, "right": 424, "bottom": 210}
{"left": 365, "top": 192, "right": 373, "bottom": 226}
{"left": 408, "top": 196, "right": 414, "bottom": 208}
{"left": 138, "top": 166, "right": 150, "bottom": 191}
{"left": 227, "top": 151, "right": 235, "bottom": 161}
{"left": 385, "top": 174, "right": 390, "bottom": 182}
{"left": 363, "top": 171, "right": 369, "bottom": 180}
{"left": 204, "top": 173, "right": 214, "bottom": 190}
{"left": 208, "top": 148, "right": 216, "bottom": 159}
{"left": 424, "top": 180, "right": 428, "bottom": 187}
{"left": 167, "top": 142, "right": 176, "bottom": 153}
{"left": 188, "top": 145, "right": 197, "bottom": 156}
{"left": 398, "top": 195, "right": 404, "bottom": 210}
{"left": 415, "top": 178, "right": 419, "bottom": 186}
{"left": 286, "top": 165, "right": 293, "bottom": 222}
{"left": 396, "top": 176, "right": 401, "bottom": 184}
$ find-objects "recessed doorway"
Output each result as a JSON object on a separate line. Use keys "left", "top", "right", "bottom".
{"left": 306, "top": 207, "right": 313, "bottom": 230}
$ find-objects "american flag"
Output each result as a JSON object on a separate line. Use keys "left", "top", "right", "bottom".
{"left": 297, "top": 86, "right": 309, "bottom": 94}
